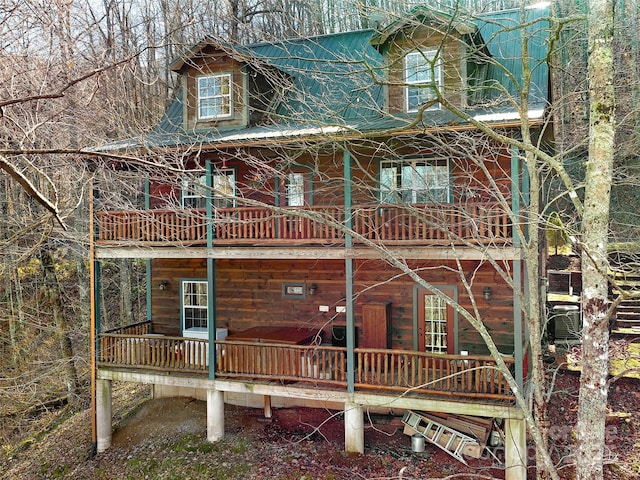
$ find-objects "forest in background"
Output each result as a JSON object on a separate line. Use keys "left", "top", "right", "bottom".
{"left": 0, "top": 1, "right": 638, "bottom": 478}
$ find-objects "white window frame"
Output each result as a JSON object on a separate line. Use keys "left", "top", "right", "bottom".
{"left": 213, "top": 168, "right": 236, "bottom": 208}
{"left": 380, "top": 158, "right": 450, "bottom": 204}
{"left": 285, "top": 172, "right": 305, "bottom": 207}
{"left": 181, "top": 169, "right": 236, "bottom": 209}
{"left": 181, "top": 280, "right": 208, "bottom": 331}
{"left": 182, "top": 174, "right": 207, "bottom": 209}
{"left": 404, "top": 49, "right": 442, "bottom": 112}
{"left": 423, "top": 294, "right": 448, "bottom": 354}
{"left": 197, "top": 73, "right": 233, "bottom": 120}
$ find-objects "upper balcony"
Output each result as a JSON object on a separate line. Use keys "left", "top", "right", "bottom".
{"left": 95, "top": 202, "right": 512, "bottom": 248}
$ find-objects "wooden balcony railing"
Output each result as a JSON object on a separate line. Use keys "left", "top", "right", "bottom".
{"left": 97, "top": 334, "right": 515, "bottom": 401}
{"left": 95, "top": 203, "right": 511, "bottom": 246}
{"left": 353, "top": 203, "right": 511, "bottom": 244}
{"left": 102, "top": 320, "right": 151, "bottom": 336}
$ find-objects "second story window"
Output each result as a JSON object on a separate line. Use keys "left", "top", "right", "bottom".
{"left": 213, "top": 168, "right": 236, "bottom": 208}
{"left": 182, "top": 175, "right": 207, "bottom": 209}
{"left": 198, "top": 74, "right": 232, "bottom": 120}
{"left": 404, "top": 50, "right": 441, "bottom": 112}
{"left": 181, "top": 168, "right": 236, "bottom": 209}
{"left": 285, "top": 172, "right": 305, "bottom": 206}
{"left": 380, "top": 159, "right": 450, "bottom": 204}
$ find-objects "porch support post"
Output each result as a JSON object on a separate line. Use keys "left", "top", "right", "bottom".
{"left": 145, "top": 177, "right": 152, "bottom": 323}
{"left": 504, "top": 417, "right": 527, "bottom": 480}
{"left": 511, "top": 147, "right": 524, "bottom": 391}
{"left": 206, "top": 161, "right": 216, "bottom": 380}
{"left": 343, "top": 150, "right": 355, "bottom": 393}
{"left": 96, "top": 378, "right": 112, "bottom": 452}
{"left": 206, "top": 389, "right": 225, "bottom": 442}
{"left": 344, "top": 402, "right": 364, "bottom": 454}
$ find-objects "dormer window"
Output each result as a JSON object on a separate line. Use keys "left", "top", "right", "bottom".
{"left": 404, "top": 50, "right": 442, "bottom": 112}
{"left": 197, "top": 73, "right": 232, "bottom": 120}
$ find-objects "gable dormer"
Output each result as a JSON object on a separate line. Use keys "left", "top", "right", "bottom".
{"left": 170, "top": 40, "right": 289, "bottom": 131}
{"left": 371, "top": 7, "right": 487, "bottom": 115}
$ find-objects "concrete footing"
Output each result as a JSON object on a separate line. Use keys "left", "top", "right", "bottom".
{"left": 344, "top": 402, "right": 364, "bottom": 454}
{"left": 206, "top": 389, "right": 225, "bottom": 442}
{"left": 96, "top": 379, "right": 112, "bottom": 452}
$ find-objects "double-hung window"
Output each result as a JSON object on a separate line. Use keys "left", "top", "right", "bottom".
{"left": 182, "top": 175, "right": 207, "bottom": 209}
{"left": 198, "top": 74, "right": 232, "bottom": 120}
{"left": 285, "top": 172, "right": 305, "bottom": 206}
{"left": 404, "top": 49, "right": 441, "bottom": 112}
{"left": 380, "top": 159, "right": 450, "bottom": 204}
{"left": 181, "top": 169, "right": 236, "bottom": 209}
{"left": 213, "top": 168, "right": 236, "bottom": 208}
{"left": 182, "top": 280, "right": 208, "bottom": 331}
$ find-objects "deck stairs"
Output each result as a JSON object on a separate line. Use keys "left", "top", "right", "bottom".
{"left": 401, "top": 410, "right": 480, "bottom": 464}
{"left": 610, "top": 268, "right": 640, "bottom": 334}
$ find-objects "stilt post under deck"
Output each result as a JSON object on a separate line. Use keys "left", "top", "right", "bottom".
{"left": 207, "top": 389, "right": 225, "bottom": 442}
{"left": 96, "top": 378, "right": 112, "bottom": 452}
{"left": 344, "top": 402, "right": 364, "bottom": 454}
{"left": 504, "top": 417, "right": 527, "bottom": 480}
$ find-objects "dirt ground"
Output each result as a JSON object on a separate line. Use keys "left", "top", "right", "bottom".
{"left": 2, "top": 370, "right": 639, "bottom": 479}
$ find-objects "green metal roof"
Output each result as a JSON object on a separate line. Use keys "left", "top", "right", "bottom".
{"left": 98, "top": 3, "right": 551, "bottom": 153}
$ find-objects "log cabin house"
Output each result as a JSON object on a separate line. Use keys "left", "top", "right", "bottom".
{"left": 91, "top": 4, "right": 552, "bottom": 478}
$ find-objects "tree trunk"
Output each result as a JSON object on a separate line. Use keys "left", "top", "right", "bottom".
{"left": 576, "top": 1, "right": 615, "bottom": 479}
{"left": 39, "top": 243, "right": 81, "bottom": 403}
{"left": 119, "top": 258, "right": 134, "bottom": 325}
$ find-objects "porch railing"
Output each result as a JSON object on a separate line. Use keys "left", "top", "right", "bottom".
{"left": 95, "top": 202, "right": 511, "bottom": 246}
{"left": 102, "top": 320, "right": 151, "bottom": 336}
{"left": 97, "top": 334, "right": 515, "bottom": 401}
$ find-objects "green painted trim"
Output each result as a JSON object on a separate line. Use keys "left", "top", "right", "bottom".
{"left": 510, "top": 147, "right": 521, "bottom": 247}
{"left": 95, "top": 261, "right": 102, "bottom": 356}
{"left": 344, "top": 150, "right": 353, "bottom": 246}
{"left": 306, "top": 170, "right": 314, "bottom": 205}
{"left": 412, "top": 285, "right": 419, "bottom": 351}
{"left": 513, "top": 259, "right": 524, "bottom": 390}
{"left": 274, "top": 174, "right": 281, "bottom": 207}
{"left": 205, "top": 161, "right": 216, "bottom": 379}
{"left": 208, "top": 258, "right": 216, "bottom": 380}
{"left": 344, "top": 150, "right": 355, "bottom": 393}
{"left": 144, "top": 179, "right": 152, "bottom": 322}
{"left": 206, "top": 162, "right": 213, "bottom": 247}
{"left": 448, "top": 159, "right": 454, "bottom": 203}
{"left": 346, "top": 258, "right": 355, "bottom": 393}
{"left": 146, "top": 260, "right": 152, "bottom": 322}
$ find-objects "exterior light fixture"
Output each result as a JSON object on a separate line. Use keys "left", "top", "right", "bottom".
{"left": 483, "top": 286, "right": 492, "bottom": 301}
{"left": 308, "top": 283, "right": 318, "bottom": 295}
{"left": 159, "top": 280, "right": 169, "bottom": 291}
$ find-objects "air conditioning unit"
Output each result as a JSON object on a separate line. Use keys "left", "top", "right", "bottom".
{"left": 552, "top": 305, "right": 581, "bottom": 342}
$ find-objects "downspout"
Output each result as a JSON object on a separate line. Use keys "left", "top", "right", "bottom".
{"left": 206, "top": 160, "right": 216, "bottom": 380}
{"left": 343, "top": 150, "right": 355, "bottom": 393}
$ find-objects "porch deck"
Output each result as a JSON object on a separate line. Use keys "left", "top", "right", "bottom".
{"left": 95, "top": 203, "right": 512, "bottom": 246}
{"left": 98, "top": 326, "right": 516, "bottom": 403}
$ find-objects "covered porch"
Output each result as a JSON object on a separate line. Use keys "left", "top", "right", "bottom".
{"left": 95, "top": 322, "right": 526, "bottom": 479}
{"left": 98, "top": 322, "right": 516, "bottom": 402}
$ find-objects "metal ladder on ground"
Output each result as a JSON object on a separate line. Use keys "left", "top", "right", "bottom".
{"left": 402, "top": 410, "right": 477, "bottom": 464}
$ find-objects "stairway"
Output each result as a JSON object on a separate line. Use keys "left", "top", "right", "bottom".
{"left": 610, "top": 269, "right": 640, "bottom": 333}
